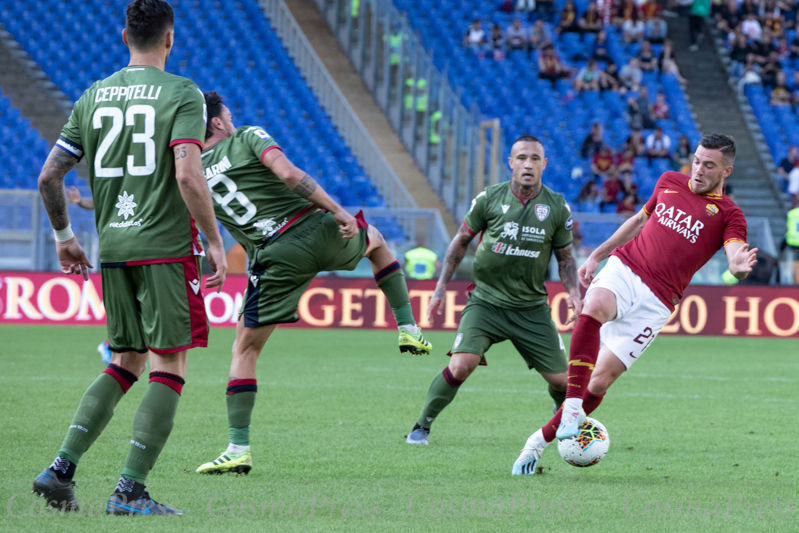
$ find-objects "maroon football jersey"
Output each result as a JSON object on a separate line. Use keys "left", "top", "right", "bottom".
{"left": 611, "top": 171, "right": 747, "bottom": 310}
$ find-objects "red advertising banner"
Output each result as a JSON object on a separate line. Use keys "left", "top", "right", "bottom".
{"left": 0, "top": 272, "right": 798, "bottom": 337}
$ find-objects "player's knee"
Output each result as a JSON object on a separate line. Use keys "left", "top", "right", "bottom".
{"left": 448, "top": 355, "right": 478, "bottom": 381}
{"left": 581, "top": 297, "right": 615, "bottom": 323}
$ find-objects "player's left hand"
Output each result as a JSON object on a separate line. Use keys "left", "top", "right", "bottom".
{"left": 333, "top": 210, "right": 358, "bottom": 239}
{"left": 56, "top": 238, "right": 93, "bottom": 281}
{"left": 565, "top": 291, "right": 582, "bottom": 326}
{"left": 729, "top": 243, "right": 758, "bottom": 276}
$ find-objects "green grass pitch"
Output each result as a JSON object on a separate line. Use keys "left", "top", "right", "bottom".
{"left": 0, "top": 324, "right": 796, "bottom": 532}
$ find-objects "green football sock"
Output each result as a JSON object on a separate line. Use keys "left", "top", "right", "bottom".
{"left": 376, "top": 265, "right": 416, "bottom": 327}
{"left": 548, "top": 385, "right": 566, "bottom": 409}
{"left": 227, "top": 391, "right": 256, "bottom": 446}
{"left": 416, "top": 368, "right": 464, "bottom": 428}
{"left": 58, "top": 369, "right": 135, "bottom": 465}
{"left": 121, "top": 377, "right": 183, "bottom": 484}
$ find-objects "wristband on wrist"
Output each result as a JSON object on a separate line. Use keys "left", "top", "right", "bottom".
{"left": 54, "top": 224, "right": 74, "bottom": 242}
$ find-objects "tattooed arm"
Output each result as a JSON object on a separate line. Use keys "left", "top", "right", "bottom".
{"left": 38, "top": 146, "right": 93, "bottom": 279}
{"left": 428, "top": 224, "right": 477, "bottom": 321}
{"left": 262, "top": 148, "right": 357, "bottom": 238}
{"left": 554, "top": 243, "right": 582, "bottom": 325}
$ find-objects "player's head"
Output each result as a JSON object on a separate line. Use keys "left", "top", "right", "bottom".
{"left": 123, "top": 0, "right": 174, "bottom": 58}
{"left": 509, "top": 135, "right": 547, "bottom": 188}
{"left": 203, "top": 91, "right": 236, "bottom": 141}
{"left": 691, "top": 133, "right": 735, "bottom": 195}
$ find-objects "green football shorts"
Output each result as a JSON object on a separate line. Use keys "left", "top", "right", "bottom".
{"left": 242, "top": 210, "right": 369, "bottom": 328}
{"left": 102, "top": 257, "right": 208, "bottom": 354}
{"left": 450, "top": 295, "right": 567, "bottom": 374}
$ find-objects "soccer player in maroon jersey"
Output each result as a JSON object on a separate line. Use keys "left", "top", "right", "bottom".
{"left": 512, "top": 133, "right": 758, "bottom": 475}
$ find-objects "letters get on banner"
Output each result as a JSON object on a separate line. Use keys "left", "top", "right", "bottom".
{"left": 0, "top": 272, "right": 798, "bottom": 338}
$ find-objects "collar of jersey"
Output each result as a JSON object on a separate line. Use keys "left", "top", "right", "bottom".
{"left": 686, "top": 177, "right": 722, "bottom": 199}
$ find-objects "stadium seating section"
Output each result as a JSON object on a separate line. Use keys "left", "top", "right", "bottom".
{"left": 393, "top": 0, "right": 701, "bottom": 222}
{"left": 1, "top": 0, "right": 403, "bottom": 239}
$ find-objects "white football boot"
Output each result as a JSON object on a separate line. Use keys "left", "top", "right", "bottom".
{"left": 556, "top": 401, "right": 586, "bottom": 440}
{"left": 511, "top": 429, "right": 549, "bottom": 475}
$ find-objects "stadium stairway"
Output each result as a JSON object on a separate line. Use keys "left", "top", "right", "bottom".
{"left": 283, "top": 0, "right": 459, "bottom": 236}
{"left": 665, "top": 16, "right": 786, "bottom": 245}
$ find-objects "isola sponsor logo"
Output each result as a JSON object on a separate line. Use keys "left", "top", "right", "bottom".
{"left": 653, "top": 202, "right": 705, "bottom": 243}
{"left": 491, "top": 242, "right": 540, "bottom": 258}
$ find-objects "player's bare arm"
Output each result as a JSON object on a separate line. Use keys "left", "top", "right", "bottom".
{"left": 554, "top": 243, "right": 582, "bottom": 324}
{"left": 174, "top": 142, "right": 227, "bottom": 290}
{"left": 579, "top": 208, "right": 650, "bottom": 287}
{"left": 67, "top": 186, "right": 94, "bottom": 210}
{"left": 725, "top": 241, "right": 758, "bottom": 279}
{"left": 38, "top": 146, "right": 93, "bottom": 280}
{"left": 262, "top": 149, "right": 358, "bottom": 238}
{"left": 428, "top": 223, "right": 476, "bottom": 321}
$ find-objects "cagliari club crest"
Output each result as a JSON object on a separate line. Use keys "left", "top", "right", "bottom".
{"left": 706, "top": 204, "right": 719, "bottom": 217}
{"left": 535, "top": 204, "right": 550, "bottom": 221}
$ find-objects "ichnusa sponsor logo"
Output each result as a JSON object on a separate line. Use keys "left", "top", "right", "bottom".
{"left": 491, "top": 242, "right": 540, "bottom": 258}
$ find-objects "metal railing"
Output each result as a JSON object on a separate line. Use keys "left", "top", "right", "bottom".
{"left": 310, "top": 0, "right": 509, "bottom": 222}
{"left": 259, "top": 0, "right": 416, "bottom": 211}
{"left": 0, "top": 190, "right": 42, "bottom": 270}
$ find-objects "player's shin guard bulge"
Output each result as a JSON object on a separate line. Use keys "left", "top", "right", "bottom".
{"left": 410, "top": 367, "right": 463, "bottom": 440}
{"left": 565, "top": 315, "right": 603, "bottom": 400}
{"left": 196, "top": 379, "right": 256, "bottom": 475}
{"left": 121, "top": 373, "right": 184, "bottom": 484}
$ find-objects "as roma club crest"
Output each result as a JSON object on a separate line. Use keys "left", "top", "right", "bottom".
{"left": 705, "top": 204, "right": 719, "bottom": 217}
{"left": 535, "top": 204, "right": 550, "bottom": 221}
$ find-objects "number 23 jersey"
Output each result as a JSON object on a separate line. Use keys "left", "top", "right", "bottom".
{"left": 58, "top": 65, "right": 206, "bottom": 264}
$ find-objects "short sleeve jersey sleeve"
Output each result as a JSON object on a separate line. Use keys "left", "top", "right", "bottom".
{"left": 240, "top": 126, "right": 282, "bottom": 161}
{"left": 463, "top": 190, "right": 489, "bottom": 235}
{"left": 552, "top": 200, "right": 574, "bottom": 248}
{"left": 169, "top": 85, "right": 207, "bottom": 149}
{"left": 723, "top": 206, "right": 748, "bottom": 248}
{"left": 57, "top": 96, "right": 86, "bottom": 160}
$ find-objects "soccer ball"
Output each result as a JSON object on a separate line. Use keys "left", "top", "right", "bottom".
{"left": 557, "top": 417, "right": 610, "bottom": 468}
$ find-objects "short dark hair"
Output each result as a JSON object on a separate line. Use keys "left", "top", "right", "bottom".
{"left": 203, "top": 91, "right": 224, "bottom": 139}
{"left": 511, "top": 135, "right": 544, "bottom": 154}
{"left": 126, "top": 0, "right": 174, "bottom": 51}
{"left": 699, "top": 133, "right": 736, "bottom": 165}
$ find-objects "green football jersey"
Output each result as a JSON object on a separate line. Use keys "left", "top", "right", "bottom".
{"left": 58, "top": 66, "right": 206, "bottom": 264}
{"left": 462, "top": 182, "right": 573, "bottom": 309}
{"left": 201, "top": 126, "right": 314, "bottom": 259}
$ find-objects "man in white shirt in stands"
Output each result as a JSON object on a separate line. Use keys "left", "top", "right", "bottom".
{"left": 645, "top": 126, "right": 672, "bottom": 160}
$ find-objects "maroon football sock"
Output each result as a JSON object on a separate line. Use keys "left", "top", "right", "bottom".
{"left": 541, "top": 390, "right": 606, "bottom": 443}
{"left": 565, "top": 314, "right": 603, "bottom": 400}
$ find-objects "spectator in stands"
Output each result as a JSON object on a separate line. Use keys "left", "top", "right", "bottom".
{"left": 672, "top": 134, "right": 692, "bottom": 173}
{"left": 601, "top": 173, "right": 623, "bottom": 208}
{"left": 741, "top": 0, "right": 758, "bottom": 17}
{"left": 641, "top": 0, "right": 663, "bottom": 20}
{"left": 580, "top": 122, "right": 606, "bottom": 157}
{"left": 645, "top": 15, "right": 668, "bottom": 43}
{"left": 688, "top": 0, "right": 711, "bottom": 51}
{"left": 652, "top": 91, "right": 670, "bottom": 119}
{"left": 491, "top": 23, "right": 506, "bottom": 55}
{"left": 600, "top": 61, "right": 621, "bottom": 91}
{"left": 579, "top": 1, "right": 604, "bottom": 38}
{"left": 506, "top": 18, "right": 529, "bottom": 53}
{"left": 771, "top": 71, "right": 792, "bottom": 105}
{"left": 538, "top": 44, "right": 571, "bottom": 86}
{"left": 637, "top": 40, "right": 658, "bottom": 71}
{"left": 658, "top": 39, "right": 686, "bottom": 85}
{"left": 638, "top": 86, "right": 656, "bottom": 128}
{"left": 750, "top": 29, "right": 776, "bottom": 63}
{"left": 530, "top": 19, "right": 553, "bottom": 50}
{"left": 614, "top": 0, "right": 637, "bottom": 29}
{"left": 790, "top": 71, "right": 799, "bottom": 106}
{"left": 592, "top": 144, "right": 617, "bottom": 178}
{"left": 592, "top": 30, "right": 613, "bottom": 61}
{"left": 777, "top": 145, "right": 798, "bottom": 191}
{"left": 532, "top": 0, "right": 558, "bottom": 23}
{"left": 789, "top": 160, "right": 799, "bottom": 207}
{"left": 760, "top": 50, "right": 782, "bottom": 86}
{"left": 763, "top": 2, "right": 786, "bottom": 39}
{"left": 464, "top": 19, "right": 487, "bottom": 48}
{"left": 619, "top": 57, "right": 643, "bottom": 90}
{"left": 740, "top": 13, "right": 763, "bottom": 41}
{"left": 626, "top": 128, "right": 646, "bottom": 156}
{"left": 574, "top": 59, "right": 602, "bottom": 94}
{"left": 617, "top": 193, "right": 638, "bottom": 216}
{"left": 790, "top": 31, "right": 799, "bottom": 58}
{"left": 615, "top": 145, "right": 637, "bottom": 172}
{"left": 620, "top": 170, "right": 642, "bottom": 202}
{"left": 715, "top": 0, "right": 742, "bottom": 37}
{"left": 623, "top": 9, "right": 646, "bottom": 44}
{"left": 516, "top": 0, "right": 536, "bottom": 14}
{"left": 556, "top": 0, "right": 581, "bottom": 34}
{"left": 646, "top": 126, "right": 672, "bottom": 159}
{"left": 626, "top": 96, "right": 644, "bottom": 129}
{"left": 729, "top": 32, "right": 751, "bottom": 68}
{"left": 576, "top": 180, "right": 601, "bottom": 210}
{"left": 777, "top": 36, "right": 790, "bottom": 59}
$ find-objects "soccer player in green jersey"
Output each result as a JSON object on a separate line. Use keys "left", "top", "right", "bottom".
{"left": 32, "top": 0, "right": 227, "bottom": 515}
{"left": 406, "top": 135, "right": 582, "bottom": 445}
{"left": 194, "top": 92, "right": 431, "bottom": 475}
